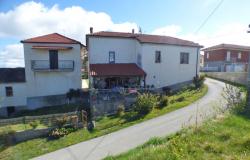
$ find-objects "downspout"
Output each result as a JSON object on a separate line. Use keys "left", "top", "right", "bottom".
{"left": 195, "top": 47, "right": 199, "bottom": 78}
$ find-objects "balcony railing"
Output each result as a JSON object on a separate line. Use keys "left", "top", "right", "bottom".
{"left": 31, "top": 60, "right": 74, "bottom": 71}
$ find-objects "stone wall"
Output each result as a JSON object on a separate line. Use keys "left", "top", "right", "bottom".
{"left": 205, "top": 72, "right": 248, "bottom": 85}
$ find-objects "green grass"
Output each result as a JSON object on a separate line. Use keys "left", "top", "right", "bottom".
{"left": 0, "top": 123, "right": 47, "bottom": 134}
{"left": 105, "top": 113, "right": 250, "bottom": 160}
{"left": 0, "top": 85, "right": 208, "bottom": 160}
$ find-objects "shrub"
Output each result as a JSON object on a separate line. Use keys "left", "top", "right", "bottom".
{"left": 116, "top": 105, "right": 125, "bottom": 116}
{"left": 162, "top": 87, "right": 172, "bottom": 96}
{"left": 29, "top": 120, "right": 40, "bottom": 129}
{"left": 158, "top": 96, "right": 169, "bottom": 108}
{"left": 134, "top": 93, "right": 158, "bottom": 115}
{"left": 176, "top": 96, "right": 185, "bottom": 102}
{"left": 55, "top": 115, "right": 68, "bottom": 128}
{"left": 49, "top": 126, "right": 77, "bottom": 139}
{"left": 193, "top": 75, "right": 205, "bottom": 88}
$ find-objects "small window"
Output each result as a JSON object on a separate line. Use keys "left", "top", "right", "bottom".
{"left": 180, "top": 52, "right": 189, "bottom": 64}
{"left": 207, "top": 52, "right": 209, "bottom": 59}
{"left": 5, "top": 86, "right": 13, "bottom": 97}
{"left": 109, "top": 51, "right": 115, "bottom": 63}
{"left": 155, "top": 51, "right": 161, "bottom": 63}
{"left": 238, "top": 52, "right": 241, "bottom": 59}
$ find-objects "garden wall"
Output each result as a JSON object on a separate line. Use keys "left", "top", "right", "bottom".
{"left": 205, "top": 72, "right": 248, "bottom": 85}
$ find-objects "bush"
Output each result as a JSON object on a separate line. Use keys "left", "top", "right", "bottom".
{"left": 193, "top": 75, "right": 205, "bottom": 88}
{"left": 29, "top": 120, "right": 40, "bottom": 129}
{"left": 176, "top": 96, "right": 185, "bottom": 102}
{"left": 55, "top": 115, "right": 68, "bottom": 128}
{"left": 134, "top": 93, "right": 158, "bottom": 115}
{"left": 49, "top": 127, "right": 75, "bottom": 139}
{"left": 158, "top": 96, "right": 169, "bottom": 108}
{"left": 116, "top": 105, "right": 125, "bottom": 116}
{"left": 162, "top": 87, "right": 172, "bottom": 96}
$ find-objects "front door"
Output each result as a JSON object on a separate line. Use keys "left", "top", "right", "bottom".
{"left": 49, "top": 50, "right": 58, "bottom": 69}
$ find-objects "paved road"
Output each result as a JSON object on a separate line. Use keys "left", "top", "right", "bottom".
{"left": 34, "top": 78, "right": 226, "bottom": 160}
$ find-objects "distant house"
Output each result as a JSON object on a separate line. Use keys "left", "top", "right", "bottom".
{"left": 0, "top": 33, "right": 85, "bottom": 116}
{"left": 202, "top": 44, "right": 250, "bottom": 72}
{"left": 87, "top": 29, "right": 203, "bottom": 89}
{"left": 200, "top": 54, "right": 204, "bottom": 68}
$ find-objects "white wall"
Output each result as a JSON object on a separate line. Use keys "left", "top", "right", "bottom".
{"left": 0, "top": 83, "right": 27, "bottom": 107}
{"left": 88, "top": 36, "right": 200, "bottom": 88}
{"left": 24, "top": 43, "right": 82, "bottom": 97}
{"left": 141, "top": 43, "right": 199, "bottom": 88}
{"left": 88, "top": 37, "right": 137, "bottom": 64}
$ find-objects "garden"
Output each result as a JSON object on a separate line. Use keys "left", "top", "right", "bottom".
{"left": 0, "top": 76, "right": 207, "bottom": 160}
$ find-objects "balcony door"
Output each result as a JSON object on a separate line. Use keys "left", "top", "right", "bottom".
{"left": 49, "top": 50, "right": 58, "bottom": 69}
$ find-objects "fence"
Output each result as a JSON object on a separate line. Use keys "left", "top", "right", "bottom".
{"left": 0, "top": 111, "right": 80, "bottom": 127}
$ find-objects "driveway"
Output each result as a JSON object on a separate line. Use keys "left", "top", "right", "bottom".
{"left": 34, "top": 78, "right": 226, "bottom": 160}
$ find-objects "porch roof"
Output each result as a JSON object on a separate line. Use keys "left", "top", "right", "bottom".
{"left": 90, "top": 63, "right": 146, "bottom": 77}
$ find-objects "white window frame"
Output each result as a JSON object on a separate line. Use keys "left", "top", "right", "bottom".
{"left": 238, "top": 52, "right": 241, "bottom": 59}
{"left": 109, "top": 51, "right": 115, "bottom": 63}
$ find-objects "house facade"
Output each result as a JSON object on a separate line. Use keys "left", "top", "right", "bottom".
{"left": 0, "top": 33, "right": 84, "bottom": 116}
{"left": 202, "top": 44, "right": 250, "bottom": 72}
{"left": 87, "top": 30, "right": 202, "bottom": 89}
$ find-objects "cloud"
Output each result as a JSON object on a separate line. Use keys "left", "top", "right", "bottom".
{"left": 152, "top": 23, "right": 250, "bottom": 51}
{"left": 151, "top": 25, "right": 182, "bottom": 37}
{"left": 0, "top": 44, "right": 24, "bottom": 68}
{"left": 0, "top": 1, "right": 138, "bottom": 67}
{"left": 180, "top": 23, "right": 250, "bottom": 48}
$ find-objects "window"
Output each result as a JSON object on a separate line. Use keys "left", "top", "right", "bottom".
{"left": 180, "top": 52, "right": 189, "bottom": 64}
{"left": 5, "top": 86, "right": 13, "bottom": 97}
{"left": 226, "top": 51, "right": 231, "bottom": 61}
{"left": 238, "top": 52, "right": 241, "bottom": 59}
{"left": 155, "top": 51, "right": 161, "bottom": 63}
{"left": 207, "top": 52, "right": 209, "bottom": 59}
{"left": 109, "top": 51, "right": 115, "bottom": 63}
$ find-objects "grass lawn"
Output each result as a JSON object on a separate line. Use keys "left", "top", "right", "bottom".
{"left": 0, "top": 85, "right": 208, "bottom": 160}
{"left": 0, "top": 123, "right": 47, "bottom": 134}
{"left": 105, "top": 113, "right": 250, "bottom": 160}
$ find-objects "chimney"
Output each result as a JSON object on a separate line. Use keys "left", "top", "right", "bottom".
{"left": 90, "top": 27, "right": 93, "bottom": 34}
{"left": 132, "top": 29, "right": 135, "bottom": 34}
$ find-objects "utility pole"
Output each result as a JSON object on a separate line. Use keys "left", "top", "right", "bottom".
{"left": 246, "top": 24, "right": 250, "bottom": 107}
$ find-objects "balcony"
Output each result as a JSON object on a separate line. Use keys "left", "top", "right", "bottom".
{"left": 31, "top": 60, "right": 74, "bottom": 71}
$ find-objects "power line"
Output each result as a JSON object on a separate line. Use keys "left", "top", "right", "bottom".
{"left": 194, "top": 0, "right": 224, "bottom": 34}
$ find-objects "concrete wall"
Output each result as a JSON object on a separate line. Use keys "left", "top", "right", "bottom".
{"left": 23, "top": 43, "right": 82, "bottom": 98}
{"left": 88, "top": 37, "right": 137, "bottom": 64}
{"left": 141, "top": 43, "right": 199, "bottom": 88}
{"left": 0, "top": 82, "right": 27, "bottom": 107}
{"left": 206, "top": 72, "right": 247, "bottom": 85}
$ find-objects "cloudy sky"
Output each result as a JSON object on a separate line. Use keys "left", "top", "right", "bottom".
{"left": 0, "top": 0, "right": 250, "bottom": 68}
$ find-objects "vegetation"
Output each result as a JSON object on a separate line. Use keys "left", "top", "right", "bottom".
{"left": 0, "top": 84, "right": 208, "bottom": 160}
{"left": 105, "top": 113, "right": 250, "bottom": 160}
{"left": 134, "top": 93, "right": 158, "bottom": 115}
{"left": 105, "top": 81, "right": 250, "bottom": 160}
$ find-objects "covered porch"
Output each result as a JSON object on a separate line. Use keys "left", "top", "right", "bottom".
{"left": 90, "top": 63, "right": 146, "bottom": 89}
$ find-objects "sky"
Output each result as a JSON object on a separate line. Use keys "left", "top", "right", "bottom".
{"left": 0, "top": 0, "right": 250, "bottom": 67}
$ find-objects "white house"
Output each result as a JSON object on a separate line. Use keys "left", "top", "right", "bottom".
{"left": 0, "top": 33, "right": 85, "bottom": 116}
{"left": 87, "top": 29, "right": 202, "bottom": 89}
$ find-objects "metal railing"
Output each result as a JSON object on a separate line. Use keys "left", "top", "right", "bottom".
{"left": 31, "top": 60, "right": 74, "bottom": 71}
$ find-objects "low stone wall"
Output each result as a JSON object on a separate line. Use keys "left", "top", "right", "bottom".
{"left": 205, "top": 72, "right": 248, "bottom": 85}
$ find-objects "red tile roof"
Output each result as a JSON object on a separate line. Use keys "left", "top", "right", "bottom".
{"left": 21, "top": 33, "right": 82, "bottom": 45}
{"left": 87, "top": 31, "right": 202, "bottom": 47}
{"left": 90, "top": 63, "right": 146, "bottom": 77}
{"left": 202, "top": 43, "right": 250, "bottom": 51}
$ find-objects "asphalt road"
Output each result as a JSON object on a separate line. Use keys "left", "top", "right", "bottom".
{"left": 34, "top": 78, "right": 226, "bottom": 160}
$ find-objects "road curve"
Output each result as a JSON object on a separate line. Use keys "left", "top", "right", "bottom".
{"left": 34, "top": 78, "right": 226, "bottom": 160}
